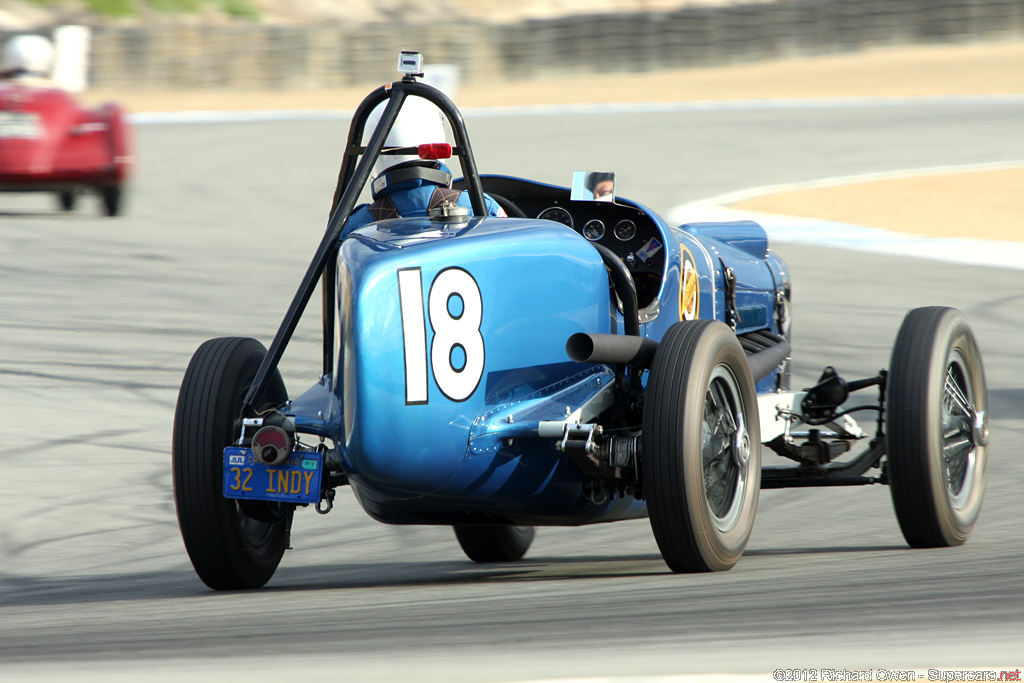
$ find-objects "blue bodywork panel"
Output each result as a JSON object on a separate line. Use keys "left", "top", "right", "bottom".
{"left": 280, "top": 176, "right": 789, "bottom": 526}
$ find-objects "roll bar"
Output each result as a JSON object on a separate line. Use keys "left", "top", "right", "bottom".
{"left": 241, "top": 74, "right": 488, "bottom": 414}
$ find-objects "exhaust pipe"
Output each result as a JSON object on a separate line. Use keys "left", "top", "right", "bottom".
{"left": 568, "top": 330, "right": 790, "bottom": 383}
{"left": 566, "top": 333, "right": 659, "bottom": 368}
{"left": 746, "top": 339, "right": 791, "bottom": 384}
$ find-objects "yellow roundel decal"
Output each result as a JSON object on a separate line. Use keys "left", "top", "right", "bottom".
{"left": 679, "top": 246, "right": 699, "bottom": 321}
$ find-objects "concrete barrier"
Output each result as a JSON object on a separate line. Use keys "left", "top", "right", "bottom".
{"left": 3, "top": 0, "right": 1021, "bottom": 91}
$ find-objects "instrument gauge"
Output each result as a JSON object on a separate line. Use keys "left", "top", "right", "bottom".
{"left": 537, "top": 206, "right": 573, "bottom": 229}
{"left": 582, "top": 219, "right": 606, "bottom": 241}
{"left": 614, "top": 219, "right": 637, "bottom": 241}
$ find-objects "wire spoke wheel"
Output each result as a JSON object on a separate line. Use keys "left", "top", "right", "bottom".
{"left": 643, "top": 320, "right": 761, "bottom": 573}
{"left": 941, "top": 355, "right": 979, "bottom": 506}
{"left": 887, "top": 307, "right": 988, "bottom": 548}
{"left": 702, "top": 367, "right": 748, "bottom": 529}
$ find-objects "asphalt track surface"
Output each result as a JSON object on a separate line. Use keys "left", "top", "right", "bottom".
{"left": 1, "top": 101, "right": 1022, "bottom": 681}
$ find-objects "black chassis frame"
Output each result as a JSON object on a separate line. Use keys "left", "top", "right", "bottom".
{"left": 759, "top": 368, "right": 890, "bottom": 489}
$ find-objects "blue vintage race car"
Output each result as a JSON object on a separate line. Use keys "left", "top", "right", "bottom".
{"left": 172, "top": 54, "right": 989, "bottom": 590}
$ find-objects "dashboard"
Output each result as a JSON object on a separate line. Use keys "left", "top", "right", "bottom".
{"left": 458, "top": 175, "right": 666, "bottom": 308}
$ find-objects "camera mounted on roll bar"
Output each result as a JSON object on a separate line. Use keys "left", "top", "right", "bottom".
{"left": 397, "top": 51, "right": 424, "bottom": 80}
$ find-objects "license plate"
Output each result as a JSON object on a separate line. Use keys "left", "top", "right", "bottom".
{"left": 0, "top": 111, "right": 43, "bottom": 139}
{"left": 223, "top": 447, "right": 323, "bottom": 505}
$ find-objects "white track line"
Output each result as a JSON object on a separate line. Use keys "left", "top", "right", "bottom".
{"left": 678, "top": 161, "right": 1024, "bottom": 206}
{"left": 461, "top": 93, "right": 1024, "bottom": 118}
{"left": 130, "top": 109, "right": 351, "bottom": 124}
{"left": 669, "top": 162, "right": 1024, "bottom": 271}
{"left": 128, "top": 93, "right": 1024, "bottom": 125}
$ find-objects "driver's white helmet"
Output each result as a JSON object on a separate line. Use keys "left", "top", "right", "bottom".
{"left": 364, "top": 97, "right": 446, "bottom": 178}
{"left": 1, "top": 34, "right": 55, "bottom": 77}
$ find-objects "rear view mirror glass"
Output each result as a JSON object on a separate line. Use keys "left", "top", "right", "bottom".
{"left": 571, "top": 171, "right": 616, "bottom": 202}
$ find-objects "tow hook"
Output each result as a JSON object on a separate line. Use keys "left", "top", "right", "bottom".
{"left": 316, "top": 488, "right": 335, "bottom": 515}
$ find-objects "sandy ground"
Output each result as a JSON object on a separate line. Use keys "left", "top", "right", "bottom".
{"left": 733, "top": 168, "right": 1024, "bottom": 242}
{"left": 81, "top": 41, "right": 1024, "bottom": 240}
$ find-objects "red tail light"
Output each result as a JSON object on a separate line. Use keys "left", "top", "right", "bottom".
{"left": 418, "top": 143, "right": 452, "bottom": 160}
{"left": 251, "top": 425, "right": 293, "bottom": 466}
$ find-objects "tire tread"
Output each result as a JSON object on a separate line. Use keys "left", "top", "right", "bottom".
{"left": 887, "top": 306, "right": 985, "bottom": 548}
{"left": 172, "top": 337, "right": 289, "bottom": 590}
{"left": 643, "top": 321, "right": 760, "bottom": 573}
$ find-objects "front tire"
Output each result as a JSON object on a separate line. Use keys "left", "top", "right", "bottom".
{"left": 643, "top": 321, "right": 761, "bottom": 572}
{"left": 173, "top": 337, "right": 291, "bottom": 590}
{"left": 453, "top": 525, "right": 535, "bottom": 562}
{"left": 887, "top": 307, "right": 988, "bottom": 548}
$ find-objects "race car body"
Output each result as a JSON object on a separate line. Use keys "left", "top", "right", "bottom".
{"left": 173, "top": 53, "right": 988, "bottom": 590}
{"left": 333, "top": 178, "right": 788, "bottom": 527}
{"left": 0, "top": 82, "right": 131, "bottom": 216}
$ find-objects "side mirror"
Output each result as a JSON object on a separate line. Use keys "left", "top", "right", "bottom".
{"left": 571, "top": 171, "right": 616, "bottom": 202}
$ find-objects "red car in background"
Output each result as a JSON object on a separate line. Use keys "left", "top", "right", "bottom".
{"left": 1, "top": 32, "right": 132, "bottom": 217}
{"left": 0, "top": 82, "right": 132, "bottom": 216}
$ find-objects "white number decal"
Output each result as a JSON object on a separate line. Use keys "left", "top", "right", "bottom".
{"left": 429, "top": 268, "right": 485, "bottom": 401}
{"left": 397, "top": 267, "right": 484, "bottom": 403}
{"left": 397, "top": 268, "right": 429, "bottom": 404}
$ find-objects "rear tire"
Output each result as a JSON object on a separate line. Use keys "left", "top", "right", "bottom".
{"left": 57, "top": 191, "right": 77, "bottom": 212}
{"left": 173, "top": 337, "right": 291, "bottom": 590}
{"left": 643, "top": 321, "right": 761, "bottom": 572}
{"left": 101, "top": 186, "right": 123, "bottom": 217}
{"left": 887, "top": 307, "right": 988, "bottom": 548}
{"left": 453, "top": 525, "right": 535, "bottom": 562}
